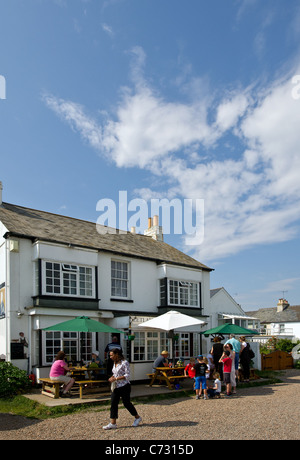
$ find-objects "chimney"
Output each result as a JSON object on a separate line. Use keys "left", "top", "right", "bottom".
{"left": 277, "top": 298, "right": 289, "bottom": 313}
{"left": 144, "top": 214, "right": 163, "bottom": 242}
{"left": 0, "top": 181, "right": 3, "bottom": 205}
{"left": 130, "top": 226, "right": 136, "bottom": 234}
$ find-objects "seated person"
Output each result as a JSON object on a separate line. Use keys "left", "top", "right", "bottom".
{"left": 88, "top": 350, "right": 105, "bottom": 378}
{"left": 207, "top": 372, "right": 222, "bottom": 398}
{"left": 153, "top": 350, "right": 169, "bottom": 372}
{"left": 49, "top": 351, "right": 75, "bottom": 397}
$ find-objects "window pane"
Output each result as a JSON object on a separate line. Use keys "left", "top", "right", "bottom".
{"left": 44, "top": 261, "right": 93, "bottom": 297}
{"left": 44, "top": 262, "right": 61, "bottom": 294}
{"left": 111, "top": 261, "right": 129, "bottom": 297}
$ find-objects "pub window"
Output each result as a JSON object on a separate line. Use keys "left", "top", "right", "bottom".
{"left": 42, "top": 261, "right": 95, "bottom": 298}
{"left": 168, "top": 280, "right": 199, "bottom": 307}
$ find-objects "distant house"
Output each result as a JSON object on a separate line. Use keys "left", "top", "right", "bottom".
{"left": 247, "top": 299, "right": 300, "bottom": 341}
{"left": 210, "top": 287, "right": 258, "bottom": 329}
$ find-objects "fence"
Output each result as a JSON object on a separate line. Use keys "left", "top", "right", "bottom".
{"left": 261, "top": 350, "right": 293, "bottom": 371}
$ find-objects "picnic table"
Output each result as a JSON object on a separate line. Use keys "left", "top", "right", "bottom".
{"left": 69, "top": 366, "right": 106, "bottom": 380}
{"left": 147, "top": 366, "right": 186, "bottom": 390}
{"left": 39, "top": 366, "right": 109, "bottom": 399}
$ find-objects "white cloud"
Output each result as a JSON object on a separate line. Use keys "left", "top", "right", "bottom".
{"left": 43, "top": 50, "right": 300, "bottom": 263}
{"left": 257, "top": 277, "right": 300, "bottom": 294}
{"left": 42, "top": 94, "right": 104, "bottom": 151}
{"left": 215, "top": 92, "right": 249, "bottom": 132}
{"left": 101, "top": 23, "right": 114, "bottom": 37}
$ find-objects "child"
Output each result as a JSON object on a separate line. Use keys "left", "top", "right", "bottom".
{"left": 184, "top": 357, "right": 196, "bottom": 388}
{"left": 207, "top": 372, "right": 221, "bottom": 398}
{"left": 184, "top": 358, "right": 196, "bottom": 378}
{"left": 203, "top": 357, "right": 210, "bottom": 381}
{"left": 192, "top": 355, "right": 208, "bottom": 400}
{"left": 219, "top": 350, "right": 232, "bottom": 396}
{"left": 207, "top": 351, "right": 215, "bottom": 379}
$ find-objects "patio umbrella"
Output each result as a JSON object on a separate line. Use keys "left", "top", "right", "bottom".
{"left": 138, "top": 310, "right": 205, "bottom": 332}
{"left": 43, "top": 316, "right": 124, "bottom": 334}
{"left": 202, "top": 323, "right": 259, "bottom": 337}
{"left": 43, "top": 316, "right": 124, "bottom": 361}
{"left": 138, "top": 310, "right": 205, "bottom": 361}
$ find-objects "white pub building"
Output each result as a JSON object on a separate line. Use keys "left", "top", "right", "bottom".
{"left": 0, "top": 182, "right": 256, "bottom": 380}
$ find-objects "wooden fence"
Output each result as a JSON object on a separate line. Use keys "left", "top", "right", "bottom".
{"left": 261, "top": 350, "right": 293, "bottom": 371}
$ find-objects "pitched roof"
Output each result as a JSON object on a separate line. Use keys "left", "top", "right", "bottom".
{"left": 247, "top": 305, "right": 300, "bottom": 323}
{"left": 0, "top": 202, "right": 212, "bottom": 271}
{"left": 210, "top": 288, "right": 223, "bottom": 298}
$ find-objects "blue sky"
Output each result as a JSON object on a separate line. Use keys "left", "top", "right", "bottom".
{"left": 1, "top": 0, "right": 300, "bottom": 311}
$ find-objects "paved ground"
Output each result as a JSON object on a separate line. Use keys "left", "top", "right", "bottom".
{"left": 0, "top": 370, "right": 299, "bottom": 441}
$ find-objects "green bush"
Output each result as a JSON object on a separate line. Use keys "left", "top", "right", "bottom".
{"left": 260, "top": 337, "right": 300, "bottom": 355}
{"left": 0, "top": 362, "right": 31, "bottom": 398}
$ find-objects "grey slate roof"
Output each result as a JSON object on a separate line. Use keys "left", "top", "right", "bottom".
{"left": 247, "top": 306, "right": 300, "bottom": 324}
{"left": 0, "top": 202, "right": 212, "bottom": 271}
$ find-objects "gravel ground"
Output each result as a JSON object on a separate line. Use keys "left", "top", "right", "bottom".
{"left": 0, "top": 370, "right": 299, "bottom": 441}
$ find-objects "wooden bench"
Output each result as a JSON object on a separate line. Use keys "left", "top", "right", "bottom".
{"left": 148, "top": 370, "right": 187, "bottom": 390}
{"left": 166, "top": 375, "right": 186, "bottom": 381}
{"left": 39, "top": 378, "right": 64, "bottom": 399}
{"left": 73, "top": 380, "right": 109, "bottom": 399}
{"left": 39, "top": 378, "right": 109, "bottom": 399}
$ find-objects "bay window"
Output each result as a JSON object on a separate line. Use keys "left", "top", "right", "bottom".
{"left": 168, "top": 280, "right": 199, "bottom": 307}
{"left": 41, "top": 261, "right": 95, "bottom": 298}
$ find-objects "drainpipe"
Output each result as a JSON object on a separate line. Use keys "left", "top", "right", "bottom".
{"left": 5, "top": 238, "right": 11, "bottom": 361}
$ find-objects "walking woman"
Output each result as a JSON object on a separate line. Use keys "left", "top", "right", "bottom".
{"left": 103, "top": 348, "right": 142, "bottom": 430}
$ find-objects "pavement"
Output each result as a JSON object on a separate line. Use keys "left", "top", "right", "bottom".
{"left": 24, "top": 379, "right": 195, "bottom": 407}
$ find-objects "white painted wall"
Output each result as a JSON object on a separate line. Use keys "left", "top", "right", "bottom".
{"left": 98, "top": 252, "right": 159, "bottom": 314}
{"left": 269, "top": 322, "right": 300, "bottom": 340}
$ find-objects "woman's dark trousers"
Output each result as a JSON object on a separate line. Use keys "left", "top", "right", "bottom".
{"left": 110, "top": 383, "right": 138, "bottom": 420}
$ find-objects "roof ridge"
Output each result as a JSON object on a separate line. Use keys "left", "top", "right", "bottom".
{"left": 2, "top": 201, "right": 131, "bottom": 234}
{"left": 0, "top": 201, "right": 213, "bottom": 271}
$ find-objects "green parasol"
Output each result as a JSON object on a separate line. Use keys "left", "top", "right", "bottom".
{"left": 43, "top": 316, "right": 124, "bottom": 334}
{"left": 43, "top": 316, "right": 124, "bottom": 362}
{"left": 202, "top": 323, "right": 259, "bottom": 337}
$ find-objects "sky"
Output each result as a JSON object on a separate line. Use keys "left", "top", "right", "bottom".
{"left": 1, "top": 0, "right": 300, "bottom": 311}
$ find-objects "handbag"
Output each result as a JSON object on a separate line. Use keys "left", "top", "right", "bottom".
{"left": 249, "top": 347, "right": 255, "bottom": 359}
{"left": 111, "top": 380, "right": 117, "bottom": 392}
{"left": 248, "top": 343, "right": 255, "bottom": 359}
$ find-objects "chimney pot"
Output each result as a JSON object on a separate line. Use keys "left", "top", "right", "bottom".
{"left": 277, "top": 298, "right": 289, "bottom": 313}
{"left": 144, "top": 214, "right": 163, "bottom": 242}
{"left": 153, "top": 215, "right": 159, "bottom": 227}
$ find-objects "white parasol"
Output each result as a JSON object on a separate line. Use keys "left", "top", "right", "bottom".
{"left": 138, "top": 310, "right": 205, "bottom": 331}
{"left": 138, "top": 310, "right": 205, "bottom": 362}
